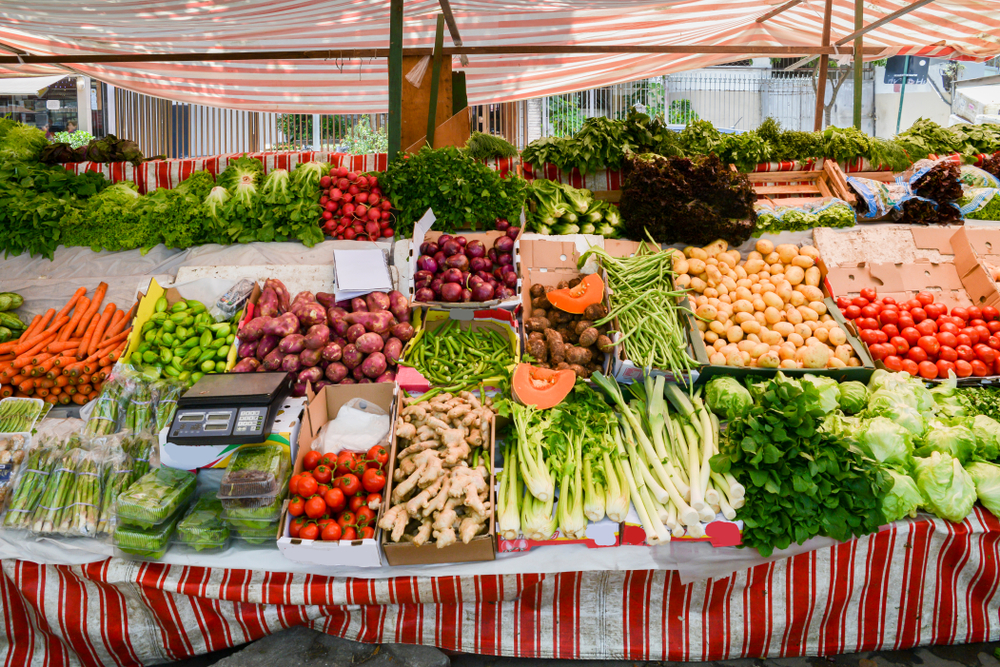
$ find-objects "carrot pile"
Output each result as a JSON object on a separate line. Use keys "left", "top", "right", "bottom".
{"left": 0, "top": 283, "right": 137, "bottom": 406}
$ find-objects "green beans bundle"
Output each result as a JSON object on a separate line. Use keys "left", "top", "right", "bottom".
{"left": 581, "top": 240, "right": 696, "bottom": 379}
{"left": 400, "top": 318, "right": 515, "bottom": 400}
{"left": 0, "top": 399, "right": 42, "bottom": 433}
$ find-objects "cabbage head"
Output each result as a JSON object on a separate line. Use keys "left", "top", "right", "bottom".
{"left": 966, "top": 461, "right": 1000, "bottom": 518}
{"left": 915, "top": 423, "right": 977, "bottom": 464}
{"left": 838, "top": 381, "right": 869, "bottom": 415}
{"left": 881, "top": 470, "right": 925, "bottom": 523}
{"left": 867, "top": 370, "right": 935, "bottom": 412}
{"left": 913, "top": 452, "right": 977, "bottom": 523}
{"left": 972, "top": 415, "right": 1000, "bottom": 461}
{"left": 866, "top": 390, "right": 926, "bottom": 436}
{"left": 800, "top": 374, "right": 840, "bottom": 415}
{"left": 705, "top": 377, "right": 753, "bottom": 421}
{"left": 858, "top": 416, "right": 914, "bottom": 467}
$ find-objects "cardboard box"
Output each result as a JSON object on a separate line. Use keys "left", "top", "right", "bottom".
{"left": 497, "top": 517, "right": 620, "bottom": 554}
{"left": 159, "top": 396, "right": 305, "bottom": 471}
{"left": 619, "top": 505, "right": 742, "bottom": 548}
{"left": 407, "top": 208, "right": 522, "bottom": 311}
{"left": 518, "top": 237, "right": 612, "bottom": 376}
{"left": 950, "top": 226, "right": 1000, "bottom": 310}
{"left": 380, "top": 389, "right": 496, "bottom": 565}
{"left": 395, "top": 308, "right": 519, "bottom": 393}
{"left": 276, "top": 382, "right": 397, "bottom": 567}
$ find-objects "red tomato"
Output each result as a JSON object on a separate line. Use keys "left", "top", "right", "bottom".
{"left": 915, "top": 319, "right": 937, "bottom": 336}
{"left": 335, "top": 451, "right": 355, "bottom": 476}
{"left": 361, "top": 526, "right": 375, "bottom": 539}
{"left": 349, "top": 494, "right": 366, "bottom": 513}
{"left": 874, "top": 329, "right": 888, "bottom": 344}
{"left": 938, "top": 321, "right": 959, "bottom": 335}
{"left": 918, "top": 336, "right": 940, "bottom": 356}
{"left": 367, "top": 445, "right": 389, "bottom": 469}
{"left": 836, "top": 297, "right": 851, "bottom": 310}
{"left": 925, "top": 303, "right": 948, "bottom": 320}
{"left": 288, "top": 496, "right": 305, "bottom": 517}
{"left": 347, "top": 454, "right": 368, "bottom": 477}
{"left": 938, "top": 346, "right": 958, "bottom": 363}
{"left": 916, "top": 292, "right": 934, "bottom": 306}
{"left": 290, "top": 516, "right": 307, "bottom": 538}
{"left": 860, "top": 288, "right": 878, "bottom": 302}
{"left": 910, "top": 307, "right": 928, "bottom": 323}
{"left": 300, "top": 523, "right": 319, "bottom": 540}
{"left": 321, "top": 522, "right": 343, "bottom": 541}
{"left": 324, "top": 487, "right": 346, "bottom": 513}
{"left": 366, "top": 493, "right": 382, "bottom": 510}
{"left": 313, "top": 464, "right": 332, "bottom": 485}
{"left": 901, "top": 359, "right": 920, "bottom": 376}
{"left": 883, "top": 355, "right": 903, "bottom": 371}
{"left": 852, "top": 297, "right": 870, "bottom": 308}
{"left": 342, "top": 527, "right": 358, "bottom": 541}
{"left": 972, "top": 359, "right": 991, "bottom": 377}
{"left": 869, "top": 344, "right": 890, "bottom": 361}
{"left": 956, "top": 359, "right": 974, "bottom": 377}
{"left": 936, "top": 331, "right": 958, "bottom": 348}
{"left": 356, "top": 506, "right": 376, "bottom": 527}
{"left": 336, "top": 473, "right": 362, "bottom": 496}
{"left": 957, "top": 333, "right": 973, "bottom": 348}
{"left": 952, "top": 307, "right": 970, "bottom": 322}
{"left": 918, "top": 361, "right": 939, "bottom": 379}
{"left": 989, "top": 321, "right": 1000, "bottom": 335}
{"left": 305, "top": 496, "right": 327, "bottom": 519}
{"left": 907, "top": 347, "right": 929, "bottom": 363}
{"left": 968, "top": 306, "right": 983, "bottom": 321}
{"left": 316, "top": 483, "right": 331, "bottom": 497}
{"left": 990, "top": 336, "right": 1000, "bottom": 350}
{"left": 984, "top": 306, "right": 999, "bottom": 321}
{"left": 303, "top": 451, "right": 322, "bottom": 471}
{"left": 362, "top": 468, "right": 386, "bottom": 492}
{"left": 890, "top": 336, "right": 910, "bottom": 354}
{"left": 897, "top": 313, "right": 915, "bottom": 330}
{"left": 337, "top": 511, "right": 356, "bottom": 530}
{"left": 882, "top": 324, "right": 901, "bottom": 339}
{"left": 288, "top": 474, "right": 302, "bottom": 496}
{"left": 297, "top": 475, "right": 318, "bottom": 497}
{"left": 321, "top": 452, "right": 338, "bottom": 468}
{"left": 904, "top": 299, "right": 922, "bottom": 311}
{"left": 860, "top": 305, "right": 879, "bottom": 319}
{"left": 972, "top": 319, "right": 988, "bottom": 329}
{"left": 879, "top": 310, "right": 900, "bottom": 327}
{"left": 901, "top": 327, "right": 921, "bottom": 347}
{"left": 976, "top": 325, "right": 992, "bottom": 342}
{"left": 858, "top": 318, "right": 879, "bottom": 330}
{"left": 860, "top": 329, "right": 880, "bottom": 345}
{"left": 883, "top": 297, "right": 897, "bottom": 305}
{"left": 962, "top": 328, "right": 981, "bottom": 345}
{"left": 977, "top": 345, "right": 998, "bottom": 365}
{"left": 937, "top": 360, "right": 956, "bottom": 378}
{"left": 844, "top": 305, "right": 862, "bottom": 320}
{"left": 318, "top": 517, "right": 334, "bottom": 530}
{"left": 957, "top": 345, "right": 976, "bottom": 362}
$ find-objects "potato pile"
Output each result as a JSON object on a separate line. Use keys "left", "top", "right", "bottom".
{"left": 523, "top": 281, "right": 612, "bottom": 379}
{"left": 674, "top": 239, "right": 862, "bottom": 369}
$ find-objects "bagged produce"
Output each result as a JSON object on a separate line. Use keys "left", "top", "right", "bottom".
{"left": 176, "top": 494, "right": 230, "bottom": 551}
{"left": 115, "top": 467, "right": 196, "bottom": 529}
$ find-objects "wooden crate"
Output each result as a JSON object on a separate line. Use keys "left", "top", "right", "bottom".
{"left": 748, "top": 160, "right": 855, "bottom": 207}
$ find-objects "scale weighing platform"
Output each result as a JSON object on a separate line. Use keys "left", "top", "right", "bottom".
{"left": 168, "top": 372, "right": 294, "bottom": 446}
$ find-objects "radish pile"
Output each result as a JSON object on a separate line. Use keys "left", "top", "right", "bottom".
{"left": 319, "top": 167, "right": 395, "bottom": 241}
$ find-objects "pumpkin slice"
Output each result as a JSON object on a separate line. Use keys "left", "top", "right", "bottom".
{"left": 546, "top": 273, "right": 605, "bottom": 315}
{"left": 512, "top": 363, "right": 576, "bottom": 410}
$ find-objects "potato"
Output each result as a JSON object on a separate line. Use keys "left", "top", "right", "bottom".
{"left": 669, "top": 248, "right": 686, "bottom": 263}
{"left": 704, "top": 239, "right": 728, "bottom": 256}
{"left": 689, "top": 247, "right": 709, "bottom": 261}
{"left": 820, "top": 314, "right": 834, "bottom": 323}
{"left": 756, "top": 239, "right": 775, "bottom": 255}
{"left": 835, "top": 344, "right": 853, "bottom": 364}
{"left": 687, "top": 258, "right": 707, "bottom": 275}
{"left": 791, "top": 255, "right": 815, "bottom": 269}
{"left": 747, "top": 333, "right": 761, "bottom": 344}
{"left": 789, "top": 291, "right": 807, "bottom": 307}
{"left": 719, "top": 294, "right": 732, "bottom": 304}
{"left": 799, "top": 245, "right": 820, "bottom": 260}
{"left": 735, "top": 265, "right": 748, "bottom": 280}
{"left": 798, "top": 305, "right": 819, "bottom": 322}
{"left": 709, "top": 319, "right": 726, "bottom": 335}
{"left": 752, "top": 296, "right": 767, "bottom": 312}
{"left": 733, "top": 311, "right": 753, "bottom": 325}
{"left": 741, "top": 319, "right": 761, "bottom": 335}
{"left": 814, "top": 327, "right": 829, "bottom": 343}
{"left": 805, "top": 336, "right": 820, "bottom": 347}
{"left": 675, "top": 273, "right": 692, "bottom": 288}
{"left": 673, "top": 258, "right": 690, "bottom": 275}
{"left": 716, "top": 282, "right": 730, "bottom": 296}
{"left": 747, "top": 250, "right": 763, "bottom": 261}
{"left": 848, "top": 357, "right": 862, "bottom": 367}
{"left": 704, "top": 330, "right": 719, "bottom": 344}
{"left": 754, "top": 311, "right": 768, "bottom": 326}
{"left": 713, "top": 339, "right": 727, "bottom": 352}
{"left": 696, "top": 319, "right": 708, "bottom": 332}
{"left": 778, "top": 343, "right": 797, "bottom": 360}
{"left": 758, "top": 351, "right": 781, "bottom": 369}
{"left": 764, "top": 306, "right": 783, "bottom": 325}
{"left": 797, "top": 285, "right": 824, "bottom": 302}
{"left": 780, "top": 359, "right": 800, "bottom": 369}
{"left": 800, "top": 344, "right": 831, "bottom": 369}
{"left": 741, "top": 350, "right": 752, "bottom": 365}
{"left": 726, "top": 326, "right": 744, "bottom": 343}
{"left": 785, "top": 265, "right": 805, "bottom": 286}
{"left": 737, "top": 339, "right": 756, "bottom": 353}
{"left": 785, "top": 306, "right": 803, "bottom": 324}
{"left": 718, "top": 252, "right": 738, "bottom": 269}
{"left": 748, "top": 343, "right": 768, "bottom": 360}
{"left": 733, "top": 299, "right": 754, "bottom": 313}
{"left": 773, "top": 321, "right": 794, "bottom": 338}
{"left": 828, "top": 357, "right": 847, "bottom": 368}
{"left": 806, "top": 320, "right": 824, "bottom": 332}
{"left": 762, "top": 291, "right": 784, "bottom": 310}
{"left": 721, "top": 276, "right": 737, "bottom": 291}
{"left": 743, "top": 258, "right": 765, "bottom": 275}
{"left": 760, "top": 329, "right": 782, "bottom": 346}
{"left": 776, "top": 244, "right": 799, "bottom": 264}
{"left": 683, "top": 246, "right": 696, "bottom": 258}
{"left": 706, "top": 256, "right": 719, "bottom": 267}
{"left": 705, "top": 264, "right": 723, "bottom": 284}
{"left": 828, "top": 327, "right": 847, "bottom": 346}
{"left": 759, "top": 280, "right": 776, "bottom": 294}
{"left": 794, "top": 323, "right": 813, "bottom": 340}
{"left": 704, "top": 287, "right": 719, "bottom": 299}
{"left": 709, "top": 352, "right": 727, "bottom": 365}
{"left": 805, "top": 266, "right": 822, "bottom": 287}
{"left": 809, "top": 301, "right": 827, "bottom": 315}
{"left": 750, "top": 283, "right": 763, "bottom": 295}
{"left": 787, "top": 332, "right": 805, "bottom": 347}
{"left": 726, "top": 351, "right": 745, "bottom": 367}
{"left": 690, "top": 277, "right": 707, "bottom": 293}
{"left": 775, "top": 281, "right": 793, "bottom": 302}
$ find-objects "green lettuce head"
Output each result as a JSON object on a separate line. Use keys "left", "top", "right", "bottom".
{"left": 859, "top": 416, "right": 914, "bottom": 468}
{"left": 838, "top": 381, "right": 869, "bottom": 415}
{"left": 966, "top": 461, "right": 1000, "bottom": 518}
{"left": 800, "top": 374, "right": 840, "bottom": 416}
{"left": 705, "top": 376, "right": 752, "bottom": 421}
{"left": 972, "top": 415, "right": 1000, "bottom": 461}
{"left": 915, "top": 423, "right": 977, "bottom": 464}
{"left": 866, "top": 390, "right": 926, "bottom": 437}
{"left": 913, "top": 452, "right": 977, "bottom": 523}
{"left": 881, "top": 470, "right": 925, "bottom": 523}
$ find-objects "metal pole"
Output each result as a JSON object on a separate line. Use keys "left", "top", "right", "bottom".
{"left": 896, "top": 56, "right": 910, "bottom": 135}
{"left": 426, "top": 14, "right": 445, "bottom": 147}
{"left": 388, "top": 0, "right": 404, "bottom": 159}
{"left": 852, "top": 0, "right": 863, "bottom": 129}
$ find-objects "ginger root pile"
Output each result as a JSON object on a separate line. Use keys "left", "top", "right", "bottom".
{"left": 379, "top": 391, "right": 494, "bottom": 548}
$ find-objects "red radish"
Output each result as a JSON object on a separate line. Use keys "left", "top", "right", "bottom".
{"left": 343, "top": 203, "right": 356, "bottom": 217}
{"left": 348, "top": 184, "right": 360, "bottom": 196}
{"left": 355, "top": 204, "right": 368, "bottom": 218}
{"left": 342, "top": 193, "right": 354, "bottom": 204}
{"left": 336, "top": 166, "right": 348, "bottom": 178}
{"left": 337, "top": 178, "right": 350, "bottom": 190}
{"left": 325, "top": 200, "right": 337, "bottom": 212}
{"left": 320, "top": 176, "right": 331, "bottom": 188}
{"left": 380, "top": 220, "right": 392, "bottom": 229}
{"left": 381, "top": 200, "right": 392, "bottom": 211}
{"left": 320, "top": 195, "right": 329, "bottom": 205}
{"left": 340, "top": 216, "right": 352, "bottom": 227}
{"left": 347, "top": 171, "right": 358, "bottom": 182}
{"left": 356, "top": 192, "right": 369, "bottom": 204}
{"left": 330, "top": 188, "right": 343, "bottom": 200}
{"left": 366, "top": 221, "right": 381, "bottom": 238}
{"left": 368, "top": 208, "right": 381, "bottom": 222}
{"left": 357, "top": 176, "right": 369, "bottom": 189}
{"left": 368, "top": 195, "right": 380, "bottom": 208}
{"left": 381, "top": 210, "right": 391, "bottom": 222}
{"left": 382, "top": 227, "right": 393, "bottom": 237}
{"left": 322, "top": 210, "right": 333, "bottom": 220}
{"left": 344, "top": 228, "right": 357, "bottom": 239}
{"left": 369, "top": 177, "right": 379, "bottom": 189}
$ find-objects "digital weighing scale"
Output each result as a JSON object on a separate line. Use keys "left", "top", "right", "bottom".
{"left": 168, "top": 372, "right": 294, "bottom": 446}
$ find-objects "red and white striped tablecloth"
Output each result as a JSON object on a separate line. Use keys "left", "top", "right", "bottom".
{"left": 3, "top": 509, "right": 1000, "bottom": 666}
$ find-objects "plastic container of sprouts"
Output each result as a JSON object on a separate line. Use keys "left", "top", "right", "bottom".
{"left": 217, "top": 444, "right": 290, "bottom": 500}
{"left": 115, "top": 467, "right": 197, "bottom": 529}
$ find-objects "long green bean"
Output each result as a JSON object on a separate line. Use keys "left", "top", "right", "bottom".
{"left": 401, "top": 319, "right": 515, "bottom": 394}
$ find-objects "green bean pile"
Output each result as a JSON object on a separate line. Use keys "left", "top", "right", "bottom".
{"left": 581, "top": 241, "right": 696, "bottom": 378}
{"left": 400, "top": 318, "right": 515, "bottom": 400}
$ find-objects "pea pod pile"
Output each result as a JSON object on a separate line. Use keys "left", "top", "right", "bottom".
{"left": 0, "top": 399, "right": 42, "bottom": 433}
{"left": 128, "top": 297, "right": 236, "bottom": 383}
{"left": 401, "top": 318, "right": 515, "bottom": 398}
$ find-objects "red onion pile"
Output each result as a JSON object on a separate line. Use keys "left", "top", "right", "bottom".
{"left": 413, "top": 218, "right": 520, "bottom": 303}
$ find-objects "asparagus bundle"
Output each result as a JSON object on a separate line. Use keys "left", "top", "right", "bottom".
{"left": 30, "top": 449, "right": 80, "bottom": 534}
{"left": 96, "top": 447, "right": 135, "bottom": 535}
{"left": 124, "top": 379, "right": 153, "bottom": 433}
{"left": 84, "top": 375, "right": 130, "bottom": 436}
{"left": 3, "top": 443, "right": 58, "bottom": 528}
{"left": 153, "top": 380, "right": 185, "bottom": 433}
{"left": 122, "top": 433, "right": 154, "bottom": 480}
{"left": 60, "top": 449, "right": 102, "bottom": 536}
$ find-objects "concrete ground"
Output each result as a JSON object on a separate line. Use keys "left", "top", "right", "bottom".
{"left": 168, "top": 626, "right": 1000, "bottom": 667}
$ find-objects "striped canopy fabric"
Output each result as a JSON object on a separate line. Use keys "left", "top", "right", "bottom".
{"left": 0, "top": 0, "right": 998, "bottom": 113}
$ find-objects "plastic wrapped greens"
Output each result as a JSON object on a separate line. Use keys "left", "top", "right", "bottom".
{"left": 121, "top": 432, "right": 156, "bottom": 481}
{"left": 114, "top": 512, "right": 181, "bottom": 559}
{"left": 153, "top": 380, "right": 185, "bottom": 433}
{"left": 0, "top": 398, "right": 44, "bottom": 434}
{"left": 116, "top": 467, "right": 196, "bottom": 529}
{"left": 218, "top": 444, "right": 289, "bottom": 499}
{"left": 30, "top": 448, "right": 83, "bottom": 534}
{"left": 85, "top": 375, "right": 130, "bottom": 436}
{"left": 231, "top": 520, "right": 279, "bottom": 545}
{"left": 221, "top": 491, "right": 285, "bottom": 525}
{"left": 176, "top": 494, "right": 230, "bottom": 551}
{"left": 124, "top": 377, "right": 154, "bottom": 433}
{"left": 57, "top": 448, "right": 103, "bottom": 536}
{"left": 0, "top": 434, "right": 28, "bottom": 507}
{"left": 2, "top": 441, "right": 59, "bottom": 529}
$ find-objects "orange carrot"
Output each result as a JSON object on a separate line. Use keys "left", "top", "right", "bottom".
{"left": 44, "top": 341, "right": 80, "bottom": 354}
{"left": 18, "top": 315, "right": 43, "bottom": 343}
{"left": 43, "top": 316, "right": 70, "bottom": 337}
{"left": 9, "top": 374, "right": 26, "bottom": 388}
{"left": 43, "top": 394, "right": 57, "bottom": 405}
{"left": 54, "top": 375, "right": 69, "bottom": 388}
{"left": 59, "top": 297, "right": 89, "bottom": 342}
{"left": 33, "top": 309, "right": 56, "bottom": 337}
{"left": 78, "top": 374, "right": 92, "bottom": 386}
{"left": 0, "top": 341, "right": 19, "bottom": 356}
{"left": 37, "top": 379, "right": 54, "bottom": 389}
{"left": 71, "top": 393, "right": 89, "bottom": 405}
{"left": 58, "top": 394, "right": 71, "bottom": 405}
{"left": 14, "top": 329, "right": 58, "bottom": 359}
{"left": 17, "top": 379, "right": 36, "bottom": 394}
{"left": 104, "top": 303, "right": 137, "bottom": 340}
{"left": 35, "top": 388, "right": 49, "bottom": 399}
{"left": 29, "top": 352, "right": 53, "bottom": 367}
{"left": 74, "top": 282, "right": 107, "bottom": 337}
{"left": 55, "top": 287, "right": 86, "bottom": 321}
{"left": 76, "top": 313, "right": 103, "bottom": 361}
{"left": 34, "top": 358, "right": 57, "bottom": 375}
{"left": 93, "top": 329, "right": 131, "bottom": 352}
{"left": 0, "top": 386, "right": 11, "bottom": 398}
{"left": 78, "top": 384, "right": 93, "bottom": 395}
{"left": 0, "top": 354, "right": 14, "bottom": 363}
{"left": 51, "top": 356, "right": 77, "bottom": 368}
{"left": 87, "top": 304, "right": 117, "bottom": 357}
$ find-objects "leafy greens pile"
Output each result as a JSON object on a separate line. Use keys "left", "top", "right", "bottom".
{"left": 524, "top": 179, "right": 623, "bottom": 237}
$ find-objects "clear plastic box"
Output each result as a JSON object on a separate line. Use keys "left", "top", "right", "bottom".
{"left": 115, "top": 467, "right": 197, "bottom": 529}
{"left": 232, "top": 520, "right": 279, "bottom": 545}
{"left": 220, "top": 489, "right": 285, "bottom": 521}
{"left": 176, "top": 494, "right": 230, "bottom": 551}
{"left": 113, "top": 511, "right": 181, "bottom": 556}
{"left": 218, "top": 444, "right": 290, "bottom": 499}
{"left": 0, "top": 397, "right": 44, "bottom": 435}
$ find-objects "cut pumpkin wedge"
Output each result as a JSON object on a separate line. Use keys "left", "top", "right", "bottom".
{"left": 511, "top": 363, "right": 576, "bottom": 410}
{"left": 546, "top": 273, "right": 604, "bottom": 314}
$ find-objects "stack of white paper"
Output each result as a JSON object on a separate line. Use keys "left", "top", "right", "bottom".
{"left": 332, "top": 248, "right": 392, "bottom": 301}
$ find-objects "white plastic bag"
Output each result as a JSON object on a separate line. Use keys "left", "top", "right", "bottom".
{"left": 313, "top": 398, "right": 390, "bottom": 456}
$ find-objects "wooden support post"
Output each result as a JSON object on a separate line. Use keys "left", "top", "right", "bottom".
{"left": 853, "top": 0, "right": 863, "bottom": 129}
{"left": 426, "top": 14, "right": 446, "bottom": 147}
{"left": 813, "top": 0, "right": 834, "bottom": 131}
{"left": 388, "top": 0, "right": 404, "bottom": 160}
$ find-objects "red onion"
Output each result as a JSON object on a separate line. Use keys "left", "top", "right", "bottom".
{"left": 442, "top": 268, "right": 463, "bottom": 284}
{"left": 440, "top": 282, "right": 463, "bottom": 302}
{"left": 419, "top": 241, "right": 439, "bottom": 256}
{"left": 466, "top": 240, "right": 486, "bottom": 258}
{"left": 506, "top": 226, "right": 521, "bottom": 240}
{"left": 416, "top": 255, "right": 437, "bottom": 273}
{"left": 495, "top": 217, "right": 510, "bottom": 231}
{"left": 461, "top": 288, "right": 473, "bottom": 302}
{"left": 455, "top": 236, "right": 468, "bottom": 247}
{"left": 442, "top": 240, "right": 462, "bottom": 257}
{"left": 445, "top": 254, "right": 470, "bottom": 271}
{"left": 415, "top": 287, "right": 435, "bottom": 302}
{"left": 471, "top": 282, "right": 495, "bottom": 301}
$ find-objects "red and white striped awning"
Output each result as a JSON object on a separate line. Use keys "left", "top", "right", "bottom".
{"left": 0, "top": 0, "right": 998, "bottom": 113}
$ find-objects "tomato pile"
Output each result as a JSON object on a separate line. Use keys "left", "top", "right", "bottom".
{"left": 286, "top": 445, "right": 388, "bottom": 541}
{"left": 839, "top": 288, "right": 1000, "bottom": 379}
